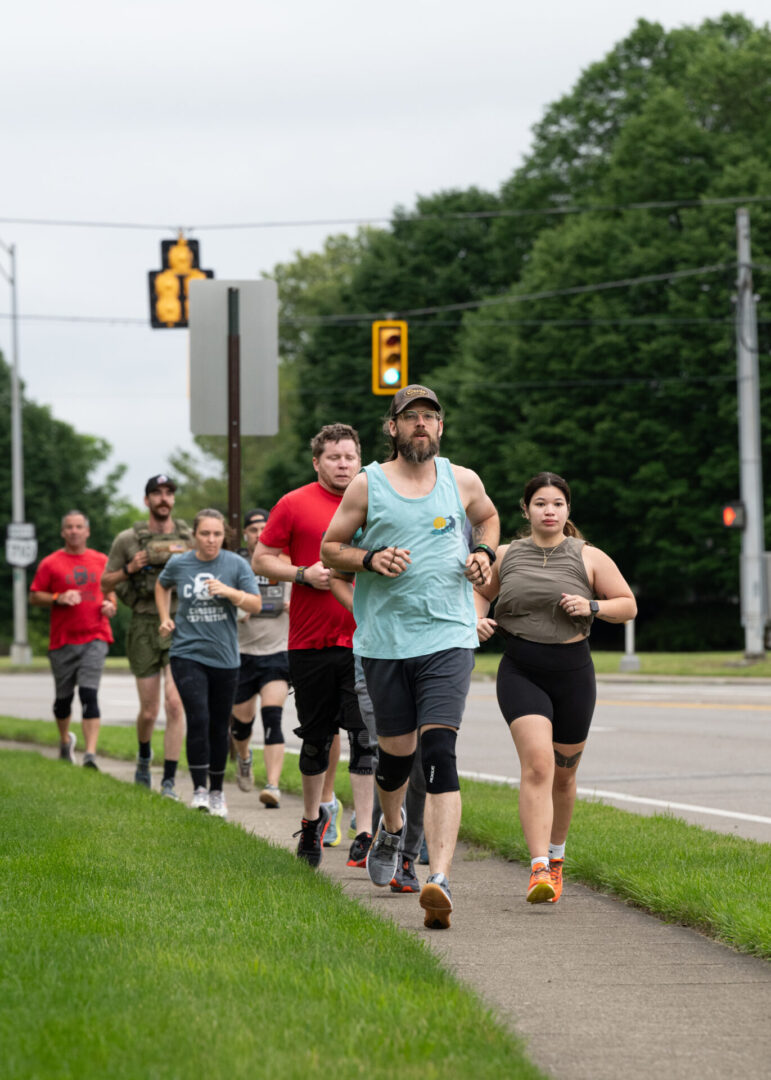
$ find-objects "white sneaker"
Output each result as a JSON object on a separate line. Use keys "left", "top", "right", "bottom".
{"left": 236, "top": 750, "right": 254, "bottom": 792}
{"left": 191, "top": 787, "right": 210, "bottom": 812}
{"left": 208, "top": 790, "right": 227, "bottom": 819}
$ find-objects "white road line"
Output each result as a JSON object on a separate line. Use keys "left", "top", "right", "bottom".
{"left": 457, "top": 768, "right": 771, "bottom": 825}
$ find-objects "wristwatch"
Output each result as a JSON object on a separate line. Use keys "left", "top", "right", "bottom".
{"left": 295, "top": 566, "right": 306, "bottom": 584}
{"left": 471, "top": 543, "right": 496, "bottom": 564}
{"left": 589, "top": 600, "right": 600, "bottom": 614}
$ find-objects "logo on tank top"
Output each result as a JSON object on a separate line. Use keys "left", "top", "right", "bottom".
{"left": 430, "top": 514, "right": 457, "bottom": 535}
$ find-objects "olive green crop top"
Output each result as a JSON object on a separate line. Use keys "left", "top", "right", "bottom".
{"left": 495, "top": 535, "right": 594, "bottom": 644}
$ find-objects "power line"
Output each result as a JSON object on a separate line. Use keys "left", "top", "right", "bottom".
{"left": 1, "top": 195, "right": 770, "bottom": 234}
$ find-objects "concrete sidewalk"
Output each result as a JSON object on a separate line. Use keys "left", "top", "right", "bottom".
{"left": 10, "top": 742, "right": 771, "bottom": 1080}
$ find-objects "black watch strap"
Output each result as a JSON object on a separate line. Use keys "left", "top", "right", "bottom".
{"left": 362, "top": 547, "right": 386, "bottom": 573}
{"left": 471, "top": 543, "right": 496, "bottom": 565}
{"left": 295, "top": 566, "right": 306, "bottom": 584}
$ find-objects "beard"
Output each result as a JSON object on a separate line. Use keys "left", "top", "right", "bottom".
{"left": 396, "top": 430, "right": 440, "bottom": 464}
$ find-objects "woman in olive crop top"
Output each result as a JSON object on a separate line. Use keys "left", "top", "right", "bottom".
{"left": 474, "top": 472, "right": 636, "bottom": 905}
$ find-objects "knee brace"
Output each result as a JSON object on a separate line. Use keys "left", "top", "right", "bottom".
{"left": 231, "top": 715, "right": 255, "bottom": 743}
{"left": 261, "top": 706, "right": 285, "bottom": 746}
{"left": 53, "top": 694, "right": 74, "bottom": 720}
{"left": 299, "top": 735, "right": 333, "bottom": 776}
{"left": 421, "top": 727, "right": 459, "bottom": 794}
{"left": 375, "top": 748, "right": 415, "bottom": 792}
{"left": 347, "top": 726, "right": 374, "bottom": 775}
{"left": 78, "top": 686, "right": 100, "bottom": 719}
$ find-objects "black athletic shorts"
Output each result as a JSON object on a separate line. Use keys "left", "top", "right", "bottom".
{"left": 362, "top": 647, "right": 475, "bottom": 738}
{"left": 496, "top": 635, "right": 596, "bottom": 745}
{"left": 234, "top": 651, "right": 290, "bottom": 705}
{"left": 288, "top": 646, "right": 364, "bottom": 745}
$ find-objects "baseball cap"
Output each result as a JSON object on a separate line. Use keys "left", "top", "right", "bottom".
{"left": 243, "top": 507, "right": 269, "bottom": 528}
{"left": 389, "top": 384, "right": 443, "bottom": 416}
{"left": 145, "top": 474, "right": 177, "bottom": 495}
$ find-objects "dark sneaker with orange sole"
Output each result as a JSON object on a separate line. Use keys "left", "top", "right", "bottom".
{"left": 526, "top": 862, "right": 556, "bottom": 903}
{"left": 293, "top": 806, "right": 331, "bottom": 868}
{"left": 391, "top": 856, "right": 419, "bottom": 893}
{"left": 347, "top": 831, "right": 372, "bottom": 867}
{"left": 547, "top": 858, "right": 564, "bottom": 903}
{"left": 419, "top": 873, "right": 452, "bottom": 929}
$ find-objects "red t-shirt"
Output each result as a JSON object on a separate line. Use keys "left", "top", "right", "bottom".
{"left": 260, "top": 481, "right": 356, "bottom": 650}
{"left": 30, "top": 548, "right": 113, "bottom": 651}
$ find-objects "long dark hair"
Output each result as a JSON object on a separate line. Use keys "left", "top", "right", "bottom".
{"left": 519, "top": 472, "right": 584, "bottom": 539}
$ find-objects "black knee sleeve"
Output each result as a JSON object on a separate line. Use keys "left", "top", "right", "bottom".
{"left": 375, "top": 747, "right": 415, "bottom": 792}
{"left": 78, "top": 686, "right": 100, "bottom": 719}
{"left": 299, "top": 736, "right": 333, "bottom": 776}
{"left": 231, "top": 715, "right": 255, "bottom": 743}
{"left": 421, "top": 727, "right": 459, "bottom": 794}
{"left": 347, "top": 726, "right": 374, "bottom": 775}
{"left": 261, "top": 706, "right": 284, "bottom": 746}
{"left": 53, "top": 694, "right": 74, "bottom": 720}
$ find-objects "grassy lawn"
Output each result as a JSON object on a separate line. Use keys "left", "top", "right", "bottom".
{"left": 3, "top": 651, "right": 771, "bottom": 678}
{"left": 2, "top": 716, "right": 769, "bottom": 961}
{"left": 0, "top": 751, "right": 544, "bottom": 1080}
{"left": 473, "top": 650, "right": 771, "bottom": 679}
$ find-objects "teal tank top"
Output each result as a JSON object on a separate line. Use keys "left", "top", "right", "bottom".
{"left": 352, "top": 457, "right": 478, "bottom": 659}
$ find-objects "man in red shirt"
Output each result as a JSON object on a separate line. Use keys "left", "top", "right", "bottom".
{"left": 253, "top": 423, "right": 374, "bottom": 867}
{"left": 29, "top": 510, "right": 116, "bottom": 768}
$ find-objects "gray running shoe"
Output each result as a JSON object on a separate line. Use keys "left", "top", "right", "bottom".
{"left": 259, "top": 783, "right": 280, "bottom": 808}
{"left": 82, "top": 752, "right": 99, "bottom": 770}
{"left": 235, "top": 750, "right": 253, "bottom": 792}
{"left": 366, "top": 812, "right": 405, "bottom": 887}
{"left": 323, "top": 796, "right": 342, "bottom": 847}
{"left": 59, "top": 731, "right": 76, "bottom": 763}
{"left": 160, "top": 778, "right": 180, "bottom": 801}
{"left": 419, "top": 872, "right": 453, "bottom": 930}
{"left": 134, "top": 749, "right": 153, "bottom": 788}
{"left": 208, "top": 790, "right": 227, "bottom": 819}
{"left": 191, "top": 787, "right": 210, "bottom": 812}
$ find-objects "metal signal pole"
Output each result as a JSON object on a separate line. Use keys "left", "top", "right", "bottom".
{"left": 735, "top": 208, "right": 767, "bottom": 657}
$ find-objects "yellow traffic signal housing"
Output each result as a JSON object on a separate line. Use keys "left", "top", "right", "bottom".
{"left": 372, "top": 320, "right": 408, "bottom": 395}
{"left": 148, "top": 235, "right": 214, "bottom": 328}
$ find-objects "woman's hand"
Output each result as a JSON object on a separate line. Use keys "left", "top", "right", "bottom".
{"left": 159, "top": 618, "right": 175, "bottom": 637}
{"left": 560, "top": 593, "right": 590, "bottom": 618}
{"left": 476, "top": 616, "right": 497, "bottom": 643}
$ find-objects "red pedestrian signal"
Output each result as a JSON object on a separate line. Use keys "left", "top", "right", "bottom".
{"left": 372, "top": 320, "right": 408, "bottom": 395}
{"left": 149, "top": 235, "right": 214, "bottom": 328}
{"left": 722, "top": 502, "right": 746, "bottom": 529}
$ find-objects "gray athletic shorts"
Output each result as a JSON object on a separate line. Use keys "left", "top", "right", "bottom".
{"left": 48, "top": 640, "right": 109, "bottom": 698}
{"left": 361, "top": 647, "right": 475, "bottom": 738}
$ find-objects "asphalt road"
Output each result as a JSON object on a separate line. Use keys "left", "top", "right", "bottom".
{"left": 2, "top": 671, "right": 769, "bottom": 842}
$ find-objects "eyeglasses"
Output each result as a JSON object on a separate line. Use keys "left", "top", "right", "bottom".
{"left": 400, "top": 410, "right": 441, "bottom": 423}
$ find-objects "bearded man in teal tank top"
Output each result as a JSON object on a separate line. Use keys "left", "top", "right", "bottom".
{"left": 321, "top": 384, "right": 499, "bottom": 931}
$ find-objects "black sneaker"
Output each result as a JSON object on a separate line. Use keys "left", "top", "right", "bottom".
{"left": 390, "top": 855, "right": 419, "bottom": 893}
{"left": 82, "top": 753, "right": 99, "bottom": 770}
{"left": 293, "top": 807, "right": 331, "bottom": 868}
{"left": 346, "top": 831, "right": 373, "bottom": 868}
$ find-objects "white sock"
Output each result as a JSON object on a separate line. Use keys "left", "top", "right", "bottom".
{"left": 531, "top": 855, "right": 549, "bottom": 870}
{"left": 549, "top": 843, "right": 566, "bottom": 861}
{"left": 320, "top": 797, "right": 336, "bottom": 810}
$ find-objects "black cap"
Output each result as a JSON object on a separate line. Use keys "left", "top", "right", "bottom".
{"left": 389, "top": 384, "right": 443, "bottom": 416}
{"left": 145, "top": 474, "right": 177, "bottom": 495}
{"left": 243, "top": 507, "right": 269, "bottom": 528}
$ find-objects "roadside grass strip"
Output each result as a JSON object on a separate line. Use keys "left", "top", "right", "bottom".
{"left": 0, "top": 751, "right": 545, "bottom": 1080}
{"left": 459, "top": 778, "right": 771, "bottom": 959}
{"left": 2, "top": 717, "right": 770, "bottom": 960}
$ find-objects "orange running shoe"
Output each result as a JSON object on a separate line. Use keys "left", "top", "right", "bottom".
{"left": 547, "top": 858, "right": 564, "bottom": 903}
{"left": 526, "top": 861, "right": 556, "bottom": 903}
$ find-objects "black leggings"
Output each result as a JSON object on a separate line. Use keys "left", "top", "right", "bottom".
{"left": 170, "top": 657, "right": 239, "bottom": 790}
{"left": 496, "top": 636, "right": 596, "bottom": 745}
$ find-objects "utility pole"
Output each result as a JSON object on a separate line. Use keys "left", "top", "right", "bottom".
{"left": 0, "top": 239, "right": 32, "bottom": 664}
{"left": 735, "top": 208, "right": 767, "bottom": 658}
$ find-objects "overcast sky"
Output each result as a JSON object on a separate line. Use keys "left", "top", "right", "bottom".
{"left": 2, "top": 1, "right": 767, "bottom": 511}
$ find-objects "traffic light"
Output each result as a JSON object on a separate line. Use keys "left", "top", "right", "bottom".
{"left": 148, "top": 235, "right": 213, "bottom": 328}
{"left": 372, "top": 320, "right": 408, "bottom": 395}
{"left": 722, "top": 501, "right": 746, "bottom": 529}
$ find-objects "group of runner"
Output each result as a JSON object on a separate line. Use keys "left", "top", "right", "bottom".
{"left": 30, "top": 384, "right": 637, "bottom": 927}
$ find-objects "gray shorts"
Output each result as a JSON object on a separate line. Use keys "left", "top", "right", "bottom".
{"left": 361, "top": 647, "right": 475, "bottom": 738}
{"left": 48, "top": 640, "right": 109, "bottom": 698}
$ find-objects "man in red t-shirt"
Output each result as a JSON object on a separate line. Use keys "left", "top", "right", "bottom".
{"left": 29, "top": 510, "right": 116, "bottom": 769}
{"left": 253, "top": 423, "right": 374, "bottom": 867}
